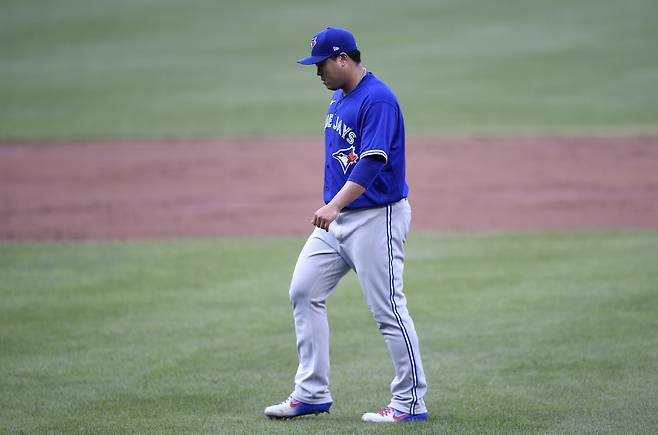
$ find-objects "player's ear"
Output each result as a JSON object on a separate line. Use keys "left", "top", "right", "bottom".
{"left": 338, "top": 52, "right": 349, "bottom": 67}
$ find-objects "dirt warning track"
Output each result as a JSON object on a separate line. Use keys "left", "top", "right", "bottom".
{"left": 1, "top": 136, "right": 657, "bottom": 240}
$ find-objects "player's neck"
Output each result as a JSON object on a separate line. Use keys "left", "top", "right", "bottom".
{"left": 342, "top": 66, "right": 367, "bottom": 95}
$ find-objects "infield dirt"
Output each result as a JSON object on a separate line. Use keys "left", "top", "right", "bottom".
{"left": 1, "top": 136, "right": 657, "bottom": 240}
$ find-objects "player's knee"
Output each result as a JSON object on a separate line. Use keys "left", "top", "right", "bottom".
{"left": 290, "top": 282, "right": 328, "bottom": 311}
{"left": 289, "top": 280, "right": 310, "bottom": 306}
{"left": 289, "top": 285, "right": 301, "bottom": 305}
{"left": 370, "top": 308, "right": 400, "bottom": 331}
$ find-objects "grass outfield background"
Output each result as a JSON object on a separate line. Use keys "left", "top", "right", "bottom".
{"left": 1, "top": 231, "right": 657, "bottom": 433}
{"left": 1, "top": 0, "right": 657, "bottom": 138}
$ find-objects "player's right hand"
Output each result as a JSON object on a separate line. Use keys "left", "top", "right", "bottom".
{"left": 312, "top": 204, "right": 340, "bottom": 232}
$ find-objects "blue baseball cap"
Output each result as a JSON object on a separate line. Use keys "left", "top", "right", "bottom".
{"left": 297, "top": 27, "right": 358, "bottom": 65}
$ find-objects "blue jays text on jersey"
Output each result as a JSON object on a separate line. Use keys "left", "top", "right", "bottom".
{"left": 324, "top": 114, "right": 357, "bottom": 144}
{"left": 323, "top": 72, "right": 409, "bottom": 209}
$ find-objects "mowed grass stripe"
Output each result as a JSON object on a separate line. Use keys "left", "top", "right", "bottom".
{"left": 1, "top": 230, "right": 657, "bottom": 433}
{"left": 1, "top": 0, "right": 657, "bottom": 138}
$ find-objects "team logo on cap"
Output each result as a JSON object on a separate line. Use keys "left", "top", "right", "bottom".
{"left": 310, "top": 36, "right": 317, "bottom": 49}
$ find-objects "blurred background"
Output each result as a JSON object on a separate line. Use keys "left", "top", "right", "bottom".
{"left": 1, "top": 0, "right": 657, "bottom": 139}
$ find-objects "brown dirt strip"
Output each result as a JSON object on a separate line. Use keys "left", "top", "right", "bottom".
{"left": 1, "top": 137, "right": 657, "bottom": 241}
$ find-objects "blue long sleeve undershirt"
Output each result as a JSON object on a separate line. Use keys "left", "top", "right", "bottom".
{"left": 347, "top": 155, "right": 386, "bottom": 189}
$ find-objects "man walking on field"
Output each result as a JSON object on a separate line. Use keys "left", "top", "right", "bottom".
{"left": 265, "top": 27, "right": 429, "bottom": 423}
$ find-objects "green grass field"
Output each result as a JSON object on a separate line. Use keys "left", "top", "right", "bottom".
{"left": 1, "top": 0, "right": 657, "bottom": 138}
{"left": 2, "top": 231, "right": 657, "bottom": 433}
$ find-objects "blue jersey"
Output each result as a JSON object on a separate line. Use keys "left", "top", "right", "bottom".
{"left": 323, "top": 72, "right": 409, "bottom": 209}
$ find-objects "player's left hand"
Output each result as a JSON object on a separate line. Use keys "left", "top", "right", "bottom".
{"left": 312, "top": 204, "right": 340, "bottom": 232}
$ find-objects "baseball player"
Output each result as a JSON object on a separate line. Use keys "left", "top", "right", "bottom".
{"left": 264, "top": 27, "right": 428, "bottom": 423}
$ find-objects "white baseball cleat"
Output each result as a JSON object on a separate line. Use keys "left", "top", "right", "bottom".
{"left": 361, "top": 406, "right": 429, "bottom": 423}
{"left": 264, "top": 396, "right": 332, "bottom": 419}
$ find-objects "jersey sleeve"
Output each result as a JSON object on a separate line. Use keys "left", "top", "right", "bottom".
{"left": 348, "top": 155, "right": 386, "bottom": 188}
{"left": 358, "top": 101, "right": 398, "bottom": 163}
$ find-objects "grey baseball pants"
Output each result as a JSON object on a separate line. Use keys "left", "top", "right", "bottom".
{"left": 288, "top": 198, "right": 428, "bottom": 415}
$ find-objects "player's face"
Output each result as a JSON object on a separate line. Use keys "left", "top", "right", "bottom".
{"left": 316, "top": 57, "right": 344, "bottom": 91}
